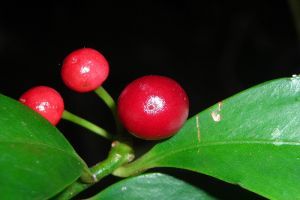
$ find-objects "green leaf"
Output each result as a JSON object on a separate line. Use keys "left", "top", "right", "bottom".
{"left": 114, "top": 76, "right": 300, "bottom": 200}
{"left": 0, "top": 94, "right": 85, "bottom": 199}
{"left": 89, "top": 173, "right": 216, "bottom": 200}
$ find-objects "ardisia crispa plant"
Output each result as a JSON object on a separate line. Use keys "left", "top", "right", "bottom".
{"left": 0, "top": 47, "right": 300, "bottom": 200}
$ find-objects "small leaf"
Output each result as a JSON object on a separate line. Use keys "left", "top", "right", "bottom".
{"left": 0, "top": 94, "right": 85, "bottom": 199}
{"left": 117, "top": 77, "right": 300, "bottom": 199}
{"left": 89, "top": 173, "right": 216, "bottom": 200}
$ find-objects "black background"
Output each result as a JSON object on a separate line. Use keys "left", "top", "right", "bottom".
{"left": 0, "top": 1, "right": 299, "bottom": 199}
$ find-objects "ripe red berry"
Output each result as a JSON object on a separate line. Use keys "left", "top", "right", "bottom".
{"left": 117, "top": 75, "right": 189, "bottom": 140}
{"left": 19, "top": 86, "right": 64, "bottom": 125}
{"left": 61, "top": 48, "right": 109, "bottom": 92}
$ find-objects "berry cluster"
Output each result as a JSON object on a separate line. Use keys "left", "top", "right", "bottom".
{"left": 19, "top": 48, "right": 189, "bottom": 140}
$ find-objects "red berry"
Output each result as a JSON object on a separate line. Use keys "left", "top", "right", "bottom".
{"left": 117, "top": 75, "right": 189, "bottom": 140}
{"left": 19, "top": 86, "right": 64, "bottom": 125}
{"left": 61, "top": 48, "right": 109, "bottom": 92}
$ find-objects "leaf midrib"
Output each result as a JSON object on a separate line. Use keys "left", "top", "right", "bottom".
{"left": 147, "top": 139, "right": 300, "bottom": 167}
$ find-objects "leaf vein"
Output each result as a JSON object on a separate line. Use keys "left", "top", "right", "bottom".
{"left": 149, "top": 140, "right": 300, "bottom": 165}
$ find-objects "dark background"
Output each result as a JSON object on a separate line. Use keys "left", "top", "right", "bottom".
{"left": 0, "top": 1, "right": 299, "bottom": 199}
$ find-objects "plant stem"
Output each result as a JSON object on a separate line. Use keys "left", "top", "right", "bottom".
{"left": 94, "top": 87, "right": 123, "bottom": 134}
{"left": 55, "top": 141, "right": 134, "bottom": 200}
{"left": 62, "top": 110, "right": 113, "bottom": 140}
{"left": 112, "top": 151, "right": 153, "bottom": 178}
{"left": 94, "top": 87, "right": 116, "bottom": 114}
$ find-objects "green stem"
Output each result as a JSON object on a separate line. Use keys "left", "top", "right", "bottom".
{"left": 288, "top": 0, "right": 300, "bottom": 42}
{"left": 62, "top": 110, "right": 113, "bottom": 140}
{"left": 94, "top": 87, "right": 116, "bottom": 114}
{"left": 55, "top": 141, "right": 134, "bottom": 200}
{"left": 94, "top": 87, "right": 123, "bottom": 134}
{"left": 112, "top": 151, "right": 154, "bottom": 178}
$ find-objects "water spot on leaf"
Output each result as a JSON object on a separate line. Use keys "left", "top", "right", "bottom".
{"left": 211, "top": 102, "right": 222, "bottom": 122}
{"left": 121, "top": 186, "right": 127, "bottom": 191}
{"left": 211, "top": 112, "right": 221, "bottom": 122}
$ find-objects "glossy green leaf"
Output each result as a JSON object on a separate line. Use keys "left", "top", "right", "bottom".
{"left": 89, "top": 173, "right": 216, "bottom": 200}
{"left": 0, "top": 94, "right": 85, "bottom": 199}
{"left": 115, "top": 77, "right": 300, "bottom": 199}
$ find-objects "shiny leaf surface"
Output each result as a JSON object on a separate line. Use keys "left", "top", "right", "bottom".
{"left": 0, "top": 94, "right": 85, "bottom": 199}
{"left": 89, "top": 173, "right": 216, "bottom": 200}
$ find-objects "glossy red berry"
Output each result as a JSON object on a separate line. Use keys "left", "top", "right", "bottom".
{"left": 61, "top": 48, "right": 109, "bottom": 92}
{"left": 19, "top": 86, "right": 64, "bottom": 125}
{"left": 118, "top": 75, "right": 189, "bottom": 140}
